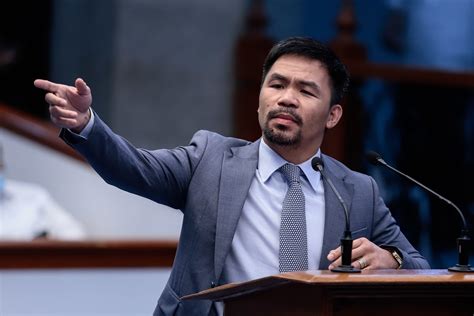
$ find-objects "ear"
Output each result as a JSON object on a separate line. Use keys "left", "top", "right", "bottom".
{"left": 325, "top": 104, "right": 343, "bottom": 129}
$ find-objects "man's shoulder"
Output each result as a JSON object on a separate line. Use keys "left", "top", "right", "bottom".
{"left": 322, "top": 154, "right": 373, "bottom": 183}
{"left": 190, "top": 130, "right": 253, "bottom": 149}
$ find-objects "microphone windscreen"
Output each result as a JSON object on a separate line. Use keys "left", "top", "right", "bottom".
{"left": 366, "top": 151, "right": 382, "bottom": 165}
{"left": 311, "top": 157, "right": 324, "bottom": 171}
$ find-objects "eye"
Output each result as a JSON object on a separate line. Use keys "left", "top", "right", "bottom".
{"left": 270, "top": 83, "right": 284, "bottom": 89}
{"left": 301, "top": 90, "right": 316, "bottom": 97}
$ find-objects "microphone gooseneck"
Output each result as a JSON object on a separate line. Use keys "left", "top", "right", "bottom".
{"left": 366, "top": 150, "right": 473, "bottom": 272}
{"left": 312, "top": 158, "right": 350, "bottom": 234}
{"left": 366, "top": 151, "right": 468, "bottom": 233}
{"left": 311, "top": 157, "right": 360, "bottom": 273}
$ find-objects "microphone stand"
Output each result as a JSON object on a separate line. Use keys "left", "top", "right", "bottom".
{"left": 312, "top": 158, "right": 360, "bottom": 273}
{"left": 325, "top": 175, "right": 360, "bottom": 273}
{"left": 332, "top": 230, "right": 360, "bottom": 273}
{"left": 367, "top": 151, "right": 474, "bottom": 272}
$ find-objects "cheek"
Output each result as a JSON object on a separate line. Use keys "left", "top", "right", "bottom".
{"left": 259, "top": 87, "right": 276, "bottom": 107}
{"left": 258, "top": 93, "right": 269, "bottom": 117}
{"left": 306, "top": 108, "right": 330, "bottom": 129}
{"left": 257, "top": 103, "right": 266, "bottom": 127}
{"left": 258, "top": 91, "right": 268, "bottom": 108}
{"left": 257, "top": 103, "right": 263, "bottom": 116}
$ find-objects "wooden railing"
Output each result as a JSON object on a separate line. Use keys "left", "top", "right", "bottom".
{"left": 347, "top": 61, "right": 474, "bottom": 87}
{"left": 0, "top": 103, "right": 84, "bottom": 162}
{"left": 0, "top": 240, "right": 177, "bottom": 269}
{"left": 1, "top": 104, "right": 178, "bottom": 268}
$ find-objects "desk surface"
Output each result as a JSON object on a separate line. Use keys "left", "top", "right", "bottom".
{"left": 183, "top": 269, "right": 474, "bottom": 301}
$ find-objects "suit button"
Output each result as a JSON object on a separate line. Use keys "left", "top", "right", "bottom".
{"left": 210, "top": 281, "right": 216, "bottom": 288}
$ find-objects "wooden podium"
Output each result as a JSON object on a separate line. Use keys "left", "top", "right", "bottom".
{"left": 182, "top": 270, "right": 474, "bottom": 316}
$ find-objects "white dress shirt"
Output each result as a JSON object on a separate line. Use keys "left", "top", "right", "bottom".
{"left": 222, "top": 139, "right": 326, "bottom": 284}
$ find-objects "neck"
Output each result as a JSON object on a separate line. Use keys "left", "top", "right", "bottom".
{"left": 263, "top": 138, "right": 320, "bottom": 164}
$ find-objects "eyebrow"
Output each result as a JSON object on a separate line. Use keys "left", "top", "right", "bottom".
{"left": 268, "top": 72, "right": 321, "bottom": 94}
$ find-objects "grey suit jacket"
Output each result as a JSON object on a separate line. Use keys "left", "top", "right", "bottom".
{"left": 61, "top": 114, "right": 429, "bottom": 316}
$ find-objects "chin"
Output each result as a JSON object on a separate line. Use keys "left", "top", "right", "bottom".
{"left": 263, "top": 126, "right": 301, "bottom": 146}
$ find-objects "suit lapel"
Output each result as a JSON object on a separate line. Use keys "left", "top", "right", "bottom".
{"left": 214, "top": 140, "right": 259, "bottom": 281}
{"left": 213, "top": 148, "right": 355, "bottom": 274}
{"left": 319, "top": 155, "right": 354, "bottom": 269}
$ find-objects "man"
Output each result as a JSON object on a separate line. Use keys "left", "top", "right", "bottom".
{"left": 35, "top": 37, "right": 429, "bottom": 315}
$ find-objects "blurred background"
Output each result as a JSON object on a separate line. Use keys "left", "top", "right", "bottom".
{"left": 0, "top": 0, "right": 473, "bottom": 314}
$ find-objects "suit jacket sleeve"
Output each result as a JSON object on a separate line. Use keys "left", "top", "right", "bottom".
{"left": 60, "top": 112, "right": 207, "bottom": 210}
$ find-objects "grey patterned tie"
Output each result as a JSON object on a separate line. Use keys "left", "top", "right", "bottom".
{"left": 279, "top": 163, "right": 308, "bottom": 273}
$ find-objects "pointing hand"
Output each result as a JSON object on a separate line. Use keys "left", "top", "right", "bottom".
{"left": 34, "top": 78, "right": 92, "bottom": 133}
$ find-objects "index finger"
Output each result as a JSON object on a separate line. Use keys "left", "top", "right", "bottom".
{"left": 352, "top": 237, "right": 366, "bottom": 249}
{"left": 327, "top": 238, "right": 364, "bottom": 261}
{"left": 34, "top": 79, "right": 60, "bottom": 93}
{"left": 327, "top": 246, "right": 341, "bottom": 261}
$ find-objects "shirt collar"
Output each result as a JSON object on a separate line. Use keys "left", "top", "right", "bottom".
{"left": 258, "top": 139, "right": 321, "bottom": 192}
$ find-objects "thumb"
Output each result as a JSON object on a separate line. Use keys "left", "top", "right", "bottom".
{"left": 75, "top": 78, "right": 90, "bottom": 96}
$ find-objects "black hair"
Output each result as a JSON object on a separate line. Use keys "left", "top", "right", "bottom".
{"left": 261, "top": 37, "right": 350, "bottom": 105}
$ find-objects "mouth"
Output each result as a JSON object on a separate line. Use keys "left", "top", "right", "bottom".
{"left": 267, "top": 110, "right": 302, "bottom": 126}
{"left": 275, "top": 113, "right": 296, "bottom": 122}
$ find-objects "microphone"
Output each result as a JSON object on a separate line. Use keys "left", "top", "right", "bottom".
{"left": 312, "top": 157, "right": 360, "bottom": 273}
{"left": 367, "top": 150, "right": 473, "bottom": 272}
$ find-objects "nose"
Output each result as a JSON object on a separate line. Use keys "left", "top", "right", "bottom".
{"left": 277, "top": 88, "right": 299, "bottom": 108}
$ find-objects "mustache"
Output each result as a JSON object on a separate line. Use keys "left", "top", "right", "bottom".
{"left": 267, "top": 108, "right": 303, "bottom": 125}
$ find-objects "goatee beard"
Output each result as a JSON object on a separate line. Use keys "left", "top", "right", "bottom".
{"left": 263, "top": 125, "right": 302, "bottom": 146}
{"left": 262, "top": 108, "right": 302, "bottom": 146}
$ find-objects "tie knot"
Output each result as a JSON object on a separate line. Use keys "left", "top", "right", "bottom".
{"left": 280, "top": 163, "right": 301, "bottom": 184}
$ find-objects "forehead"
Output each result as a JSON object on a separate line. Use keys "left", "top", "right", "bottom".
{"left": 266, "top": 54, "right": 331, "bottom": 85}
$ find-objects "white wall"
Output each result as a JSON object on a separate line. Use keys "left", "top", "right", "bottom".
{"left": 0, "top": 268, "right": 171, "bottom": 316}
{"left": 0, "top": 128, "right": 183, "bottom": 239}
